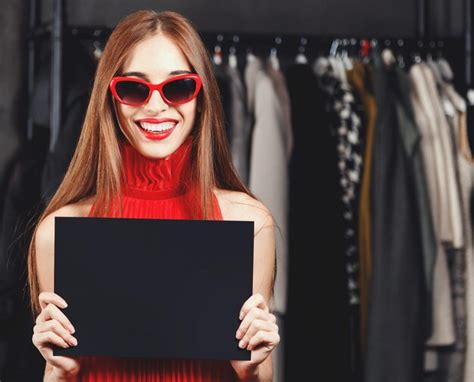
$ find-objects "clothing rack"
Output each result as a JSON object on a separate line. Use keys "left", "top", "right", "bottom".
{"left": 26, "top": 0, "right": 473, "bottom": 151}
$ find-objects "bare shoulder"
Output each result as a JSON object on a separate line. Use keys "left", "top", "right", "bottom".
{"left": 214, "top": 189, "right": 274, "bottom": 234}
{"left": 35, "top": 197, "right": 94, "bottom": 254}
{"left": 37, "top": 196, "right": 95, "bottom": 239}
{"left": 35, "top": 196, "right": 96, "bottom": 292}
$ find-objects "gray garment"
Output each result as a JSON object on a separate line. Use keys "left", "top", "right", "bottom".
{"left": 395, "top": 67, "right": 437, "bottom": 326}
{"left": 266, "top": 60, "right": 293, "bottom": 157}
{"left": 422, "top": 65, "right": 463, "bottom": 249}
{"left": 246, "top": 56, "right": 291, "bottom": 315}
{"left": 438, "top": 83, "right": 467, "bottom": 382}
{"left": 409, "top": 65, "right": 455, "bottom": 348}
{"left": 427, "top": 61, "right": 465, "bottom": 251}
{"left": 227, "top": 65, "right": 251, "bottom": 185}
{"left": 422, "top": 64, "right": 464, "bottom": 354}
{"left": 366, "top": 54, "right": 426, "bottom": 382}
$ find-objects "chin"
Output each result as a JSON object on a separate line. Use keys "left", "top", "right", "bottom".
{"left": 134, "top": 137, "right": 186, "bottom": 159}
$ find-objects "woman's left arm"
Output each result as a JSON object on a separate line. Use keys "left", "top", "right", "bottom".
{"left": 230, "top": 213, "right": 279, "bottom": 382}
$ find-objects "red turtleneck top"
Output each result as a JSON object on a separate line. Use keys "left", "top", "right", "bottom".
{"left": 79, "top": 139, "right": 237, "bottom": 381}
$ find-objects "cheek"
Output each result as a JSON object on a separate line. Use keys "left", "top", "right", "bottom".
{"left": 179, "top": 102, "right": 198, "bottom": 126}
{"left": 118, "top": 104, "right": 136, "bottom": 121}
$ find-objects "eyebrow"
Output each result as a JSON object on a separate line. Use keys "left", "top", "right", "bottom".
{"left": 121, "top": 70, "right": 192, "bottom": 80}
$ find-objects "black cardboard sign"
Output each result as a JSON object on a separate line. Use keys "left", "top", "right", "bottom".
{"left": 54, "top": 217, "right": 253, "bottom": 360}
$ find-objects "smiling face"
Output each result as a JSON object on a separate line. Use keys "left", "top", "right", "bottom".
{"left": 114, "top": 33, "right": 198, "bottom": 159}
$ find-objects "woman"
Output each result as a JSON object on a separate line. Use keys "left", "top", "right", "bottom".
{"left": 28, "top": 9, "right": 279, "bottom": 382}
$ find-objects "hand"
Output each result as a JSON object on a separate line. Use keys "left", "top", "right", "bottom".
{"left": 32, "top": 292, "right": 80, "bottom": 378}
{"left": 230, "top": 293, "right": 280, "bottom": 379}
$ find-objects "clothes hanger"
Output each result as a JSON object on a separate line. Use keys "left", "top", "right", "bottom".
{"left": 359, "top": 38, "right": 371, "bottom": 63}
{"left": 349, "top": 38, "right": 359, "bottom": 61}
{"left": 329, "top": 39, "right": 346, "bottom": 83}
{"left": 395, "top": 39, "right": 406, "bottom": 69}
{"left": 228, "top": 35, "right": 239, "bottom": 69}
{"left": 295, "top": 37, "right": 308, "bottom": 64}
{"left": 411, "top": 40, "right": 423, "bottom": 65}
{"left": 435, "top": 41, "right": 455, "bottom": 83}
{"left": 269, "top": 36, "right": 282, "bottom": 70}
{"left": 329, "top": 39, "right": 340, "bottom": 58}
{"left": 93, "top": 40, "right": 103, "bottom": 60}
{"left": 340, "top": 39, "right": 353, "bottom": 69}
{"left": 425, "top": 40, "right": 445, "bottom": 85}
{"left": 246, "top": 46, "right": 257, "bottom": 64}
{"left": 213, "top": 34, "right": 223, "bottom": 66}
{"left": 381, "top": 39, "right": 396, "bottom": 67}
{"left": 369, "top": 38, "right": 379, "bottom": 62}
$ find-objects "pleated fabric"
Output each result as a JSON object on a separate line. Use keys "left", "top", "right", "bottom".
{"left": 81, "top": 138, "right": 236, "bottom": 381}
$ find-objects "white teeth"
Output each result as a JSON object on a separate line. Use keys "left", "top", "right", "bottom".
{"left": 139, "top": 121, "right": 176, "bottom": 132}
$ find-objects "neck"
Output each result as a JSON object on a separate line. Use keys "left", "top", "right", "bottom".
{"left": 120, "top": 138, "right": 193, "bottom": 200}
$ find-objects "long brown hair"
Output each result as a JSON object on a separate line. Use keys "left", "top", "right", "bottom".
{"left": 27, "top": 10, "right": 251, "bottom": 315}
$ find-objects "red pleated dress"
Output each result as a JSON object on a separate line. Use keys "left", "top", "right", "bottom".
{"left": 79, "top": 138, "right": 237, "bottom": 381}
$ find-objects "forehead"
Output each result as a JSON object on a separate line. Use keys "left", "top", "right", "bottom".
{"left": 122, "top": 33, "right": 191, "bottom": 79}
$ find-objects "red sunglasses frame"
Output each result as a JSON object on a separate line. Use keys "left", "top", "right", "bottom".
{"left": 109, "top": 73, "right": 202, "bottom": 107}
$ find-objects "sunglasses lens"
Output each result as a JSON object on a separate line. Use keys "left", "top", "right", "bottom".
{"left": 115, "top": 81, "right": 149, "bottom": 105}
{"left": 163, "top": 78, "right": 197, "bottom": 104}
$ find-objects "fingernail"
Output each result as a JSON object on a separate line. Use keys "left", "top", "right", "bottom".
{"left": 70, "top": 337, "right": 78, "bottom": 346}
{"left": 69, "top": 326, "right": 75, "bottom": 334}
{"left": 60, "top": 300, "right": 68, "bottom": 308}
{"left": 236, "top": 330, "right": 242, "bottom": 339}
{"left": 238, "top": 340, "right": 245, "bottom": 348}
{"left": 239, "top": 312, "right": 243, "bottom": 320}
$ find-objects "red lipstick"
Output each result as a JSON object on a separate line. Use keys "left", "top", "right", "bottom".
{"left": 134, "top": 118, "right": 178, "bottom": 141}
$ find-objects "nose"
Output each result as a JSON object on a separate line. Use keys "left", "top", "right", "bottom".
{"left": 144, "top": 89, "right": 168, "bottom": 113}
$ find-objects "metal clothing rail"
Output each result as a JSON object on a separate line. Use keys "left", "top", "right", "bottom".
{"left": 40, "top": 26, "right": 465, "bottom": 59}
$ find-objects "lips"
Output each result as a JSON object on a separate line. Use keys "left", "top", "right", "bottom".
{"left": 134, "top": 118, "right": 178, "bottom": 141}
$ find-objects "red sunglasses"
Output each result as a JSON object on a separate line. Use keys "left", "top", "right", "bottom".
{"left": 109, "top": 73, "right": 202, "bottom": 107}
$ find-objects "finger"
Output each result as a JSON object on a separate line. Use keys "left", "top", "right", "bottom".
{"left": 39, "top": 292, "right": 68, "bottom": 310}
{"left": 246, "top": 330, "right": 280, "bottom": 351}
{"left": 239, "top": 293, "right": 268, "bottom": 320}
{"left": 33, "top": 331, "right": 70, "bottom": 350}
{"left": 48, "top": 355, "right": 81, "bottom": 376}
{"left": 236, "top": 307, "right": 272, "bottom": 339}
{"left": 34, "top": 320, "right": 78, "bottom": 347}
{"left": 32, "top": 337, "right": 80, "bottom": 374}
{"left": 238, "top": 319, "right": 278, "bottom": 349}
{"left": 38, "top": 304, "right": 75, "bottom": 334}
{"left": 268, "top": 313, "right": 277, "bottom": 324}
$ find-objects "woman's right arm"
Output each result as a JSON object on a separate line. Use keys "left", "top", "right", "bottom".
{"left": 32, "top": 211, "right": 81, "bottom": 381}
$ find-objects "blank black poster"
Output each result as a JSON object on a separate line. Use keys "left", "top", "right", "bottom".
{"left": 54, "top": 217, "right": 254, "bottom": 360}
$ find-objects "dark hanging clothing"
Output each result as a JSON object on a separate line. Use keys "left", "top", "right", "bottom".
{"left": 39, "top": 37, "right": 95, "bottom": 203}
{"left": 313, "top": 57, "right": 364, "bottom": 381}
{"left": 365, "top": 56, "right": 426, "bottom": 382}
{"left": 0, "top": 136, "right": 49, "bottom": 382}
{"left": 285, "top": 63, "right": 351, "bottom": 382}
{"left": 394, "top": 67, "right": 436, "bottom": 332}
{"left": 0, "top": 35, "right": 95, "bottom": 380}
